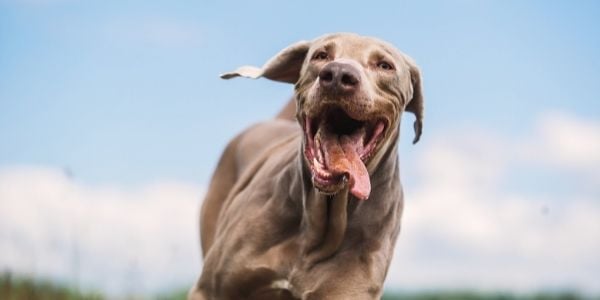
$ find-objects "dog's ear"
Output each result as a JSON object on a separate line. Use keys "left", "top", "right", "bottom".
{"left": 220, "top": 40, "right": 311, "bottom": 84}
{"left": 405, "top": 60, "right": 424, "bottom": 144}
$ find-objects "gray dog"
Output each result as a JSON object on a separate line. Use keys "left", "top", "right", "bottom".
{"left": 190, "top": 33, "right": 424, "bottom": 300}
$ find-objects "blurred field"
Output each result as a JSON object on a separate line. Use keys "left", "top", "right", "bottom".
{"left": 2, "top": 272, "right": 597, "bottom": 300}
{"left": 0, "top": 272, "right": 102, "bottom": 300}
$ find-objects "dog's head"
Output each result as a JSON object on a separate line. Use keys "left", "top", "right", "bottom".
{"left": 222, "top": 33, "right": 423, "bottom": 200}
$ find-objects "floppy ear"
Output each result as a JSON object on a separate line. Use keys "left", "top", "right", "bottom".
{"left": 405, "top": 62, "right": 424, "bottom": 144}
{"left": 220, "top": 40, "right": 312, "bottom": 84}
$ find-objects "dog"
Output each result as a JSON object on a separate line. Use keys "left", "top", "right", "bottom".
{"left": 189, "top": 32, "right": 424, "bottom": 300}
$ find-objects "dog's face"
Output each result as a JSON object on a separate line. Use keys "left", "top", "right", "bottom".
{"left": 294, "top": 33, "right": 422, "bottom": 200}
{"left": 221, "top": 33, "right": 423, "bottom": 200}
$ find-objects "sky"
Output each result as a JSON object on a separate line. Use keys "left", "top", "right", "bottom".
{"left": 1, "top": 0, "right": 599, "bottom": 296}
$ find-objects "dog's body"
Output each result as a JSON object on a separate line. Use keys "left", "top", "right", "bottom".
{"left": 190, "top": 33, "right": 423, "bottom": 300}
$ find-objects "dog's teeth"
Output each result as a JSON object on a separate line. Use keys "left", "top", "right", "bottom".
{"left": 317, "top": 148, "right": 324, "bottom": 164}
{"left": 314, "top": 137, "right": 325, "bottom": 164}
{"left": 313, "top": 157, "right": 324, "bottom": 169}
{"left": 316, "top": 166, "right": 332, "bottom": 179}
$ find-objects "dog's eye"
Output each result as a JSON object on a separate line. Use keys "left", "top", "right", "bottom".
{"left": 377, "top": 61, "right": 394, "bottom": 71}
{"left": 313, "top": 51, "right": 329, "bottom": 60}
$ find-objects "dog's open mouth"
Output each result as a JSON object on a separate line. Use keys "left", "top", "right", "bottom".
{"left": 304, "top": 107, "right": 386, "bottom": 200}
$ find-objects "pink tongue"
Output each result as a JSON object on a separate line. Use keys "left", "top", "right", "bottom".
{"left": 320, "top": 129, "right": 371, "bottom": 200}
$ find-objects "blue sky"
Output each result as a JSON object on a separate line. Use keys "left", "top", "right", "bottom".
{"left": 1, "top": 0, "right": 599, "bottom": 295}
{"left": 1, "top": 0, "right": 598, "bottom": 185}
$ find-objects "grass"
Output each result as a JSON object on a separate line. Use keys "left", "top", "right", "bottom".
{"left": 381, "top": 291, "right": 592, "bottom": 300}
{"left": 2, "top": 272, "right": 597, "bottom": 300}
{"left": 0, "top": 272, "right": 102, "bottom": 300}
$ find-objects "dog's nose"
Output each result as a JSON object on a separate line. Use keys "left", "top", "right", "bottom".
{"left": 318, "top": 62, "right": 360, "bottom": 94}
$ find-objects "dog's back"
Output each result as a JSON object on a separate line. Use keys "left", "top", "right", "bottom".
{"left": 200, "top": 116, "right": 299, "bottom": 256}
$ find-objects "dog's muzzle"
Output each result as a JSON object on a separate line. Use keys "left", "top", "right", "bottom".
{"left": 318, "top": 62, "right": 361, "bottom": 96}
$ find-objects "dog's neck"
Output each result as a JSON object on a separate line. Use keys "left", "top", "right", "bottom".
{"left": 292, "top": 134, "right": 402, "bottom": 267}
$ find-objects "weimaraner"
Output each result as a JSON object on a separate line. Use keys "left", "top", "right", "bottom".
{"left": 190, "top": 33, "right": 424, "bottom": 300}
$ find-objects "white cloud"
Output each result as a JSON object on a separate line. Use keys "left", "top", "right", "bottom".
{"left": 387, "top": 111, "right": 600, "bottom": 294}
{"left": 522, "top": 111, "right": 600, "bottom": 185}
{"left": 0, "top": 166, "right": 204, "bottom": 295}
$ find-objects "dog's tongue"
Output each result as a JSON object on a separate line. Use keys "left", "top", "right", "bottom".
{"left": 319, "top": 127, "right": 371, "bottom": 200}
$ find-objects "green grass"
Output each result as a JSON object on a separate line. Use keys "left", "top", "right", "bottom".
{"left": 0, "top": 272, "right": 102, "bottom": 300}
{"left": 2, "top": 272, "right": 597, "bottom": 300}
{"left": 155, "top": 288, "right": 189, "bottom": 300}
{"left": 381, "top": 290, "right": 593, "bottom": 300}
